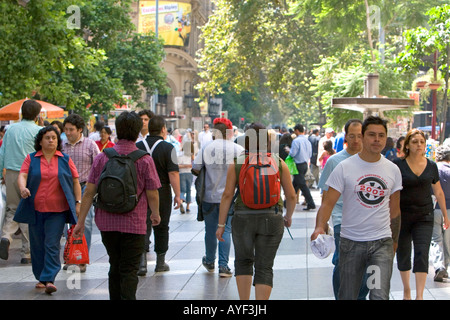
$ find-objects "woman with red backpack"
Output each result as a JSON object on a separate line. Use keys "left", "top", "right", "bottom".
{"left": 216, "top": 123, "right": 296, "bottom": 300}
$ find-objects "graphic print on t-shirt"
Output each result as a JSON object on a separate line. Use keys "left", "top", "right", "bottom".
{"left": 354, "top": 174, "right": 388, "bottom": 208}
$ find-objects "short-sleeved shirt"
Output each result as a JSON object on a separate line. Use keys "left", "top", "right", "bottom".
{"left": 136, "top": 136, "right": 179, "bottom": 186}
{"left": 192, "top": 139, "right": 244, "bottom": 203}
{"left": 89, "top": 140, "right": 161, "bottom": 235}
{"left": 318, "top": 149, "right": 353, "bottom": 227}
{"left": 393, "top": 157, "right": 439, "bottom": 214}
{"left": 326, "top": 154, "right": 403, "bottom": 242}
{"left": 20, "top": 150, "right": 79, "bottom": 213}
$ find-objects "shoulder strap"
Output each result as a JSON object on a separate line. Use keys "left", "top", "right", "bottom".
{"left": 150, "top": 139, "right": 163, "bottom": 155}
{"left": 142, "top": 139, "right": 151, "bottom": 154}
{"left": 127, "top": 149, "right": 148, "bottom": 162}
{"left": 143, "top": 139, "right": 163, "bottom": 156}
{"left": 103, "top": 148, "right": 118, "bottom": 159}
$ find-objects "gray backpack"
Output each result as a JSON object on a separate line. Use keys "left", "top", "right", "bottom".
{"left": 94, "top": 148, "right": 148, "bottom": 213}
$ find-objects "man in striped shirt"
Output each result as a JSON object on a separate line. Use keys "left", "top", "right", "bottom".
{"left": 62, "top": 114, "right": 100, "bottom": 272}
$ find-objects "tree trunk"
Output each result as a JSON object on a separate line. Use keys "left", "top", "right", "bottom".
{"left": 364, "top": 0, "right": 376, "bottom": 65}
{"left": 439, "top": 45, "right": 450, "bottom": 144}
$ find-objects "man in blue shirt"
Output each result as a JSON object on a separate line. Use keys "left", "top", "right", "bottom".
{"left": 289, "top": 124, "right": 315, "bottom": 210}
{"left": 0, "top": 100, "right": 43, "bottom": 263}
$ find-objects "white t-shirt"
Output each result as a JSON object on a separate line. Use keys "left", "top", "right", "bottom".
{"left": 326, "top": 154, "right": 402, "bottom": 242}
{"left": 198, "top": 130, "right": 213, "bottom": 148}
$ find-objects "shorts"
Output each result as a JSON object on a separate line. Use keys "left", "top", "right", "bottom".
{"left": 231, "top": 211, "right": 284, "bottom": 287}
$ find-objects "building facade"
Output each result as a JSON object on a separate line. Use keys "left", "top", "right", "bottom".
{"left": 129, "top": 0, "right": 214, "bottom": 131}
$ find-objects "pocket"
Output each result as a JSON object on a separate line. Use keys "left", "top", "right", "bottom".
{"left": 262, "top": 214, "right": 284, "bottom": 236}
{"left": 231, "top": 214, "right": 249, "bottom": 236}
{"left": 339, "top": 237, "right": 356, "bottom": 254}
{"left": 202, "top": 202, "right": 216, "bottom": 216}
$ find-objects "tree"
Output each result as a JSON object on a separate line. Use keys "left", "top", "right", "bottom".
{"left": 196, "top": 0, "right": 328, "bottom": 125}
{"left": 397, "top": 4, "right": 450, "bottom": 142}
{"left": 0, "top": 0, "right": 168, "bottom": 118}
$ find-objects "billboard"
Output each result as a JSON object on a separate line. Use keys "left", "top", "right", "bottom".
{"left": 138, "top": 1, "right": 191, "bottom": 47}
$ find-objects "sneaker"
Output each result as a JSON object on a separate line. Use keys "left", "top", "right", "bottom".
{"left": 434, "top": 267, "right": 447, "bottom": 282}
{"left": 202, "top": 256, "right": 214, "bottom": 272}
{"left": 218, "top": 265, "right": 232, "bottom": 278}
{"left": 0, "top": 238, "right": 10, "bottom": 260}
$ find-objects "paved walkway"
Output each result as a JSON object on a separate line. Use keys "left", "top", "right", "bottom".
{"left": 0, "top": 189, "right": 449, "bottom": 301}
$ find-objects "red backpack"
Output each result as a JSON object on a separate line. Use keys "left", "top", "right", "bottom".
{"left": 238, "top": 153, "right": 281, "bottom": 209}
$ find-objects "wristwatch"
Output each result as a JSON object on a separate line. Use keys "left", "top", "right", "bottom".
{"left": 75, "top": 200, "right": 81, "bottom": 204}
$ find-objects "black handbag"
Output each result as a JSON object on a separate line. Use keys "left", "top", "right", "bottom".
{"left": 193, "top": 167, "right": 206, "bottom": 221}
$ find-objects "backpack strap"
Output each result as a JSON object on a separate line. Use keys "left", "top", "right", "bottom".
{"left": 103, "top": 148, "right": 147, "bottom": 162}
{"left": 142, "top": 139, "right": 163, "bottom": 156}
{"left": 127, "top": 149, "right": 149, "bottom": 162}
{"left": 103, "top": 148, "right": 119, "bottom": 159}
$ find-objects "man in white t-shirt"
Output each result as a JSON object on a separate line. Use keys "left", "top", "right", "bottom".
{"left": 198, "top": 123, "right": 213, "bottom": 149}
{"left": 311, "top": 116, "right": 402, "bottom": 300}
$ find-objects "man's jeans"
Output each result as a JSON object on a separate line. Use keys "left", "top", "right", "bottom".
{"left": 431, "top": 209, "right": 450, "bottom": 271}
{"left": 82, "top": 184, "right": 95, "bottom": 251}
{"left": 202, "top": 202, "right": 231, "bottom": 267}
{"left": 332, "top": 225, "right": 369, "bottom": 300}
{"left": 338, "top": 237, "right": 394, "bottom": 300}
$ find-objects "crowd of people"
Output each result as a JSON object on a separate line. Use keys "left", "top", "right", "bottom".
{"left": 0, "top": 99, "right": 449, "bottom": 301}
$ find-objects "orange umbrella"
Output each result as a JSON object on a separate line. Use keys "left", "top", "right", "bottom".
{"left": 0, "top": 99, "right": 65, "bottom": 121}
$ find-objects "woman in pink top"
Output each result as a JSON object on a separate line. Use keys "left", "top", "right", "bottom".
{"left": 319, "top": 140, "right": 336, "bottom": 169}
{"left": 16, "top": 126, "right": 81, "bottom": 294}
{"left": 95, "top": 126, "right": 115, "bottom": 152}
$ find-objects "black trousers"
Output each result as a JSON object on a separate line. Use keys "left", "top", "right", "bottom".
{"left": 396, "top": 211, "right": 434, "bottom": 273}
{"left": 292, "top": 162, "right": 315, "bottom": 207}
{"left": 101, "top": 231, "right": 145, "bottom": 300}
{"left": 145, "top": 184, "right": 173, "bottom": 254}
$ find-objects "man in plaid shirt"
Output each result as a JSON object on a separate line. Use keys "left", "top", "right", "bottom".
{"left": 62, "top": 114, "right": 100, "bottom": 272}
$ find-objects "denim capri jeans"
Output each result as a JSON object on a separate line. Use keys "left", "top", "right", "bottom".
{"left": 231, "top": 211, "right": 284, "bottom": 287}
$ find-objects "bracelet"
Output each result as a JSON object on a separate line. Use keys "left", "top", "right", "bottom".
{"left": 75, "top": 200, "right": 81, "bottom": 204}
{"left": 217, "top": 224, "right": 226, "bottom": 228}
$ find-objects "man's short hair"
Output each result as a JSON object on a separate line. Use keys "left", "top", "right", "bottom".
{"left": 21, "top": 100, "right": 42, "bottom": 120}
{"left": 63, "top": 114, "right": 85, "bottom": 130}
{"left": 344, "top": 119, "right": 363, "bottom": 135}
{"left": 138, "top": 110, "right": 155, "bottom": 119}
{"left": 362, "top": 116, "right": 387, "bottom": 135}
{"left": 294, "top": 124, "right": 304, "bottom": 133}
{"left": 116, "top": 111, "right": 142, "bottom": 141}
{"left": 94, "top": 121, "right": 105, "bottom": 131}
{"left": 149, "top": 115, "right": 166, "bottom": 136}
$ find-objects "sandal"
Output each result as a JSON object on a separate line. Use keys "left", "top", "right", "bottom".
{"left": 35, "top": 282, "right": 46, "bottom": 289}
{"left": 45, "top": 283, "right": 57, "bottom": 294}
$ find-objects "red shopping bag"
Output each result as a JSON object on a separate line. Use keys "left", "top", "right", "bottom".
{"left": 64, "top": 225, "right": 89, "bottom": 265}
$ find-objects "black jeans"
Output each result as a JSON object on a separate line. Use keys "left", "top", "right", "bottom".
{"left": 145, "top": 184, "right": 172, "bottom": 254}
{"left": 292, "top": 162, "right": 315, "bottom": 207}
{"left": 397, "top": 211, "right": 434, "bottom": 273}
{"left": 101, "top": 231, "right": 145, "bottom": 300}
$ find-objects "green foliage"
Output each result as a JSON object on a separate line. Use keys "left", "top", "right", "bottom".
{"left": 0, "top": 0, "right": 167, "bottom": 120}
{"left": 396, "top": 4, "right": 450, "bottom": 141}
